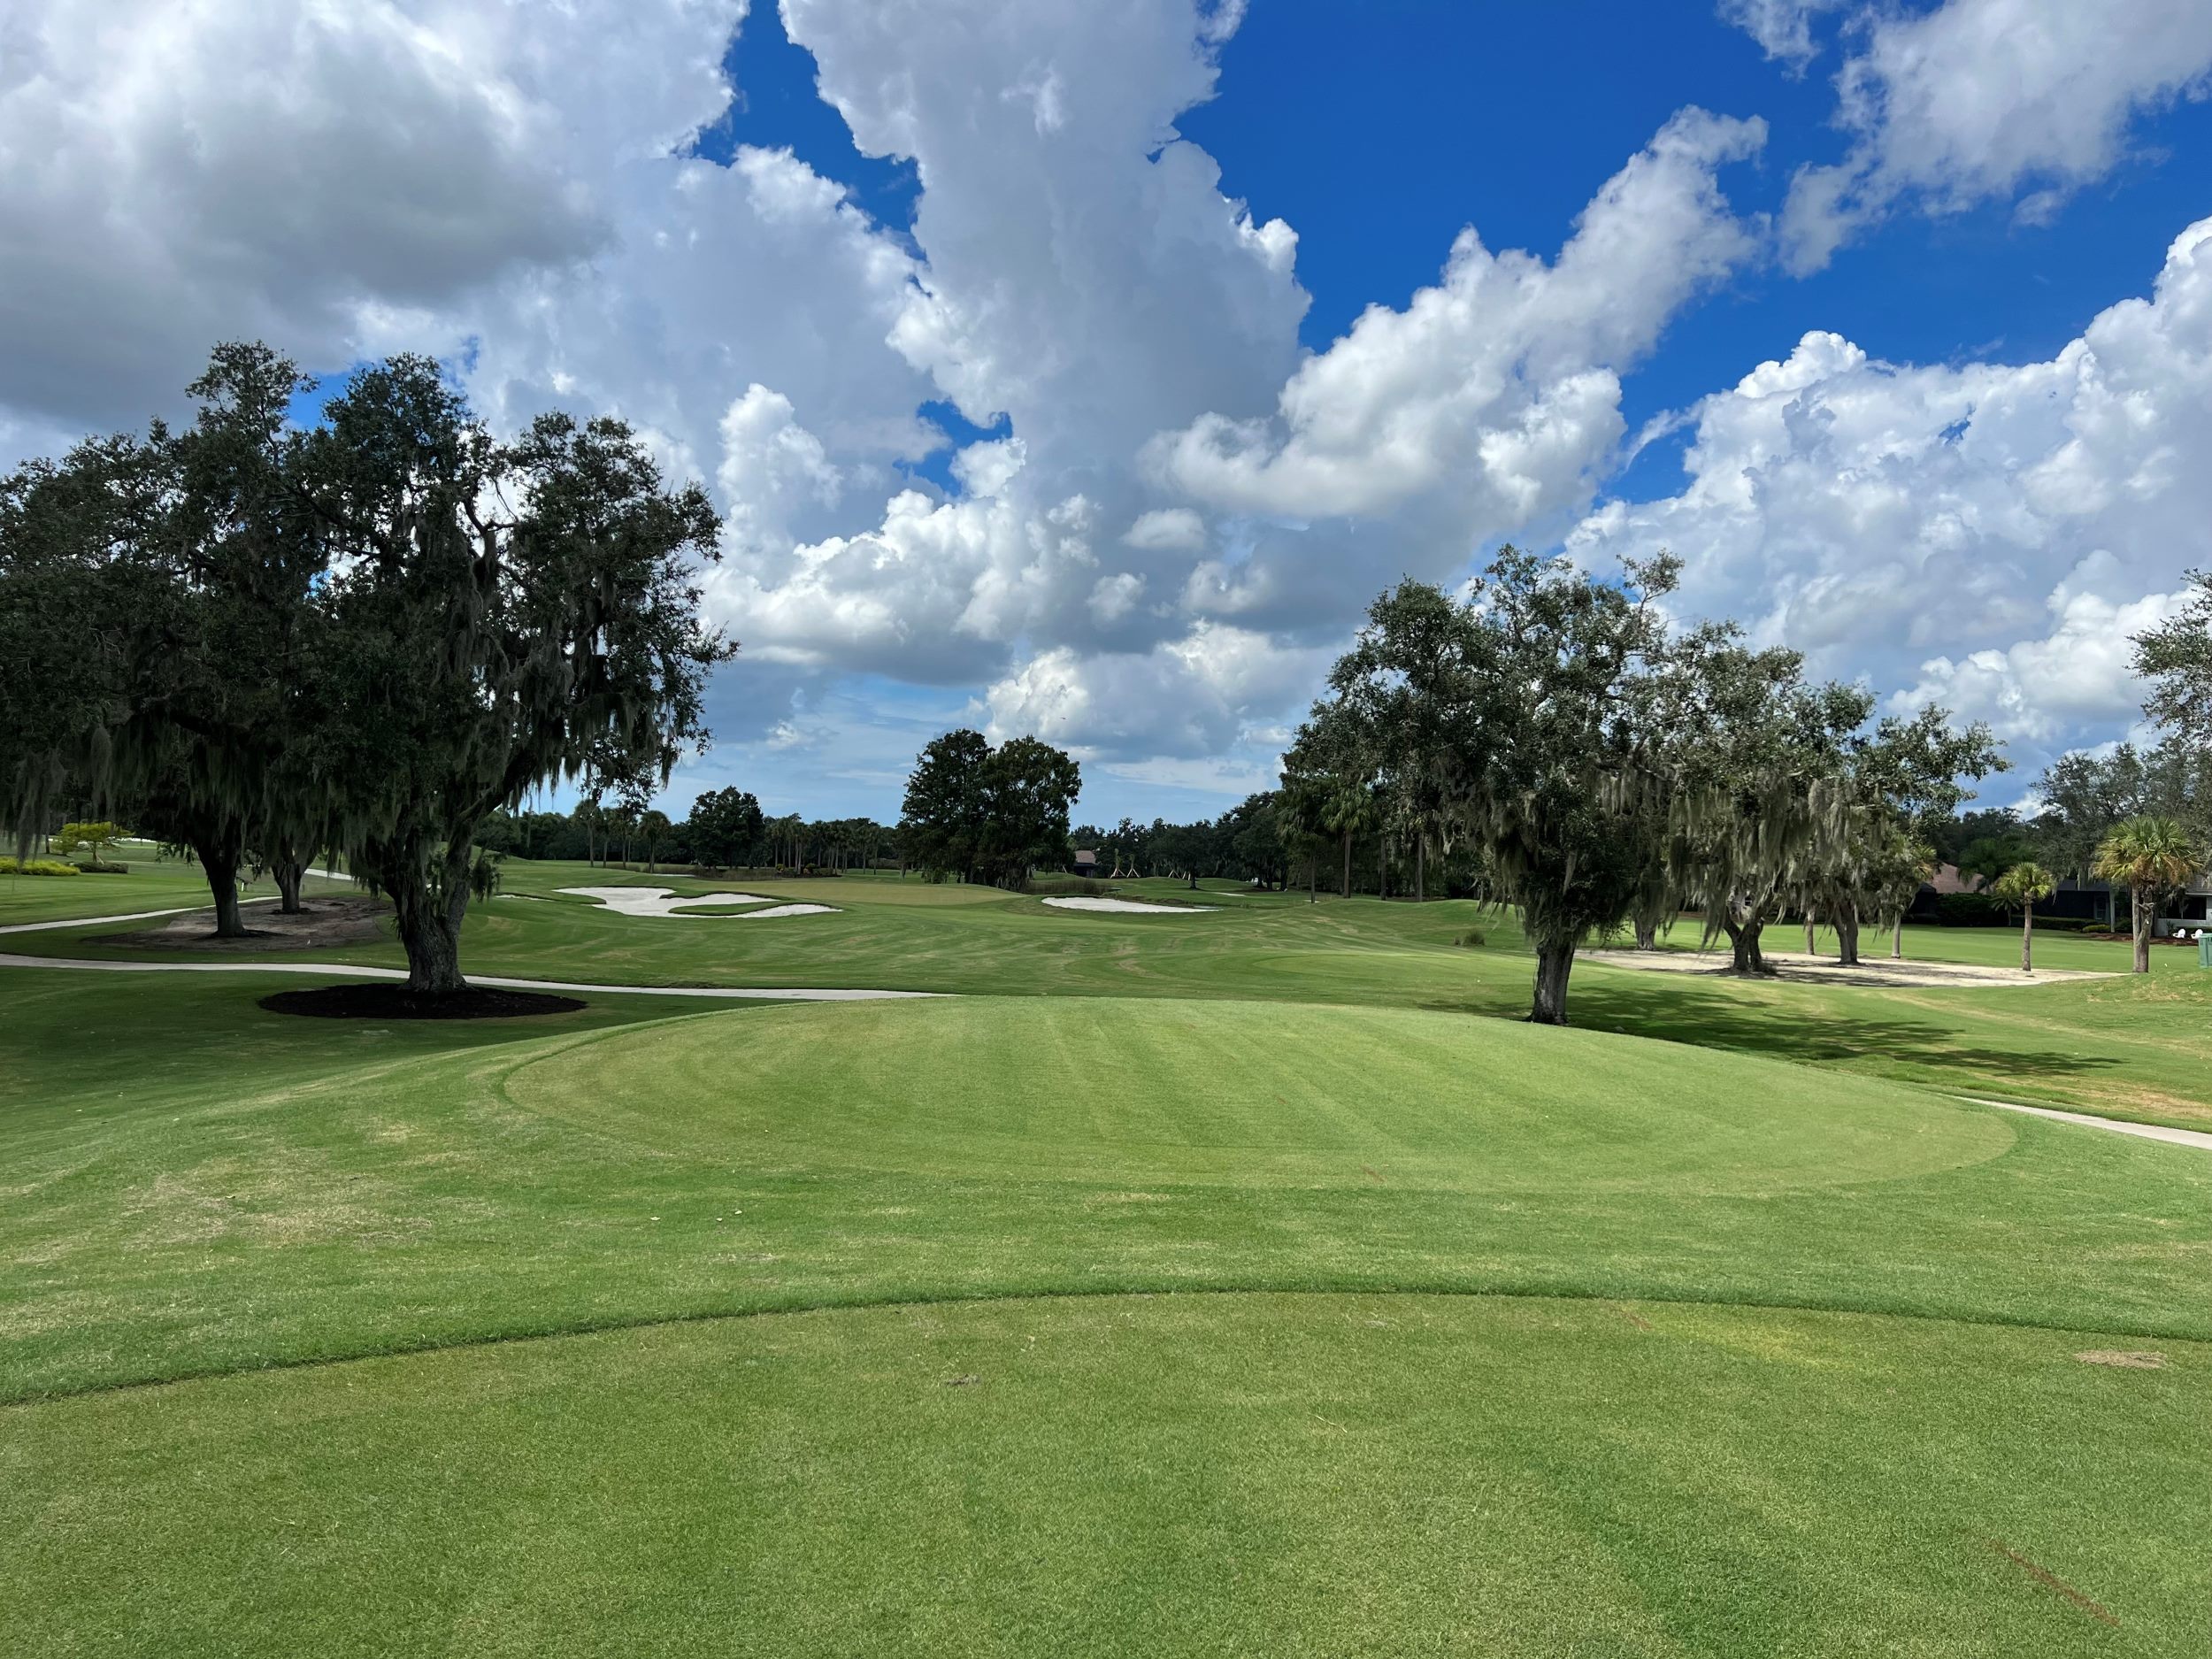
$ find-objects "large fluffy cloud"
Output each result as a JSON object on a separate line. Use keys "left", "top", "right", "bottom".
{"left": 0, "top": 0, "right": 743, "bottom": 432}
{"left": 1778, "top": 0, "right": 2212, "bottom": 270}
{"left": 1571, "top": 216, "right": 2212, "bottom": 768}
{"left": 1151, "top": 110, "right": 1766, "bottom": 521}
{"left": 696, "top": 9, "right": 1770, "bottom": 755}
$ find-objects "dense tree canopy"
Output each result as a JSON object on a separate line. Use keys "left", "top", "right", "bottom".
{"left": 900, "top": 729, "right": 1079, "bottom": 888}
{"left": 0, "top": 343, "right": 733, "bottom": 993}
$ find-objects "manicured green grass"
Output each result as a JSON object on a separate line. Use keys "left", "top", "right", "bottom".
{"left": 4, "top": 864, "right": 2208, "bottom": 1653}
{"left": 6, "top": 1294, "right": 2198, "bottom": 1657}
{"left": 2, "top": 974, "right": 2203, "bottom": 1394}
{"left": 0, "top": 839, "right": 346, "bottom": 926}
{"left": 25, "top": 857, "right": 2206, "bottom": 1127}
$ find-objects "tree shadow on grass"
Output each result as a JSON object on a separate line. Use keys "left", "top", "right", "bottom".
{"left": 1419, "top": 974, "right": 2119, "bottom": 1087}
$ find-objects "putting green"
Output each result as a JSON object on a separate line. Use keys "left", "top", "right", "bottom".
{"left": 509, "top": 995, "right": 2013, "bottom": 1191}
{"left": 4, "top": 1294, "right": 2197, "bottom": 1657}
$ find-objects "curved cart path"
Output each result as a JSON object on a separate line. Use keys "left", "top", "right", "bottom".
{"left": 1958, "top": 1095, "right": 2212, "bottom": 1151}
{"left": 0, "top": 953, "right": 934, "bottom": 1002}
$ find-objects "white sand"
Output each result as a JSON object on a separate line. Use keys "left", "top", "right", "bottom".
{"left": 559, "top": 887, "right": 838, "bottom": 919}
{"left": 1578, "top": 947, "right": 2112, "bottom": 989}
{"left": 1041, "top": 896, "right": 1217, "bottom": 914}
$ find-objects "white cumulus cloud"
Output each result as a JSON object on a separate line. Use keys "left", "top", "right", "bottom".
{"left": 1781, "top": 0, "right": 2212, "bottom": 271}
{"left": 1573, "top": 217, "right": 2212, "bottom": 771}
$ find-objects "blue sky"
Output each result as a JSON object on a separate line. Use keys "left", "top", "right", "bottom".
{"left": 7, "top": 1, "right": 2212, "bottom": 827}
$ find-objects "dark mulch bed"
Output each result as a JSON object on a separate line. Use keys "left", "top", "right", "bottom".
{"left": 94, "top": 895, "right": 388, "bottom": 952}
{"left": 259, "top": 984, "right": 586, "bottom": 1020}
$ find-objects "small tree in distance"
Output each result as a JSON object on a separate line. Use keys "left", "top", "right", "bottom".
{"left": 686, "top": 787, "right": 764, "bottom": 871}
{"left": 900, "top": 729, "right": 1080, "bottom": 888}
{"left": 52, "top": 820, "right": 121, "bottom": 866}
{"left": 1990, "top": 861, "right": 2056, "bottom": 973}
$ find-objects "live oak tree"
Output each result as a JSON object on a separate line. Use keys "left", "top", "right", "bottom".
{"left": 1805, "top": 708, "right": 2002, "bottom": 966}
{"left": 141, "top": 344, "right": 331, "bottom": 926}
{"left": 2135, "top": 570, "right": 2212, "bottom": 750}
{"left": 0, "top": 433, "right": 170, "bottom": 869}
{"left": 1327, "top": 550, "right": 1688, "bottom": 1026}
{"left": 0, "top": 349, "right": 319, "bottom": 933}
{"left": 901, "top": 728, "right": 993, "bottom": 882}
{"left": 899, "top": 729, "right": 1081, "bottom": 888}
{"left": 1661, "top": 642, "right": 1871, "bottom": 976}
{"left": 685, "top": 787, "right": 764, "bottom": 870}
{"left": 296, "top": 357, "right": 729, "bottom": 994}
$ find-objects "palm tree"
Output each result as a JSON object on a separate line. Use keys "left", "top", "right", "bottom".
{"left": 1320, "top": 782, "right": 1374, "bottom": 900}
{"left": 637, "top": 809, "right": 672, "bottom": 875}
{"left": 2091, "top": 817, "right": 2200, "bottom": 974}
{"left": 1990, "top": 861, "right": 2056, "bottom": 973}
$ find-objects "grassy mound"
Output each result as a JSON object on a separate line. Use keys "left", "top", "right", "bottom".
{"left": 511, "top": 995, "right": 2013, "bottom": 1191}
{"left": 3, "top": 975, "right": 2203, "bottom": 1403}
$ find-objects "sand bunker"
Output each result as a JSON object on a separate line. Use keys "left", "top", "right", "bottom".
{"left": 558, "top": 887, "right": 839, "bottom": 919}
{"left": 1578, "top": 947, "right": 2114, "bottom": 989}
{"left": 1041, "top": 896, "right": 1217, "bottom": 914}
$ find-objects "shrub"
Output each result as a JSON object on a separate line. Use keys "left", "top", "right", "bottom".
{"left": 1028, "top": 876, "right": 1111, "bottom": 897}
{"left": 0, "top": 857, "right": 81, "bottom": 877}
{"left": 1456, "top": 927, "right": 1488, "bottom": 949}
{"left": 1933, "top": 893, "right": 2008, "bottom": 926}
{"left": 73, "top": 861, "right": 129, "bottom": 874}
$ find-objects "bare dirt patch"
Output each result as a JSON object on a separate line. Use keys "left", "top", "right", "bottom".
{"left": 260, "top": 984, "right": 585, "bottom": 1020}
{"left": 1579, "top": 947, "right": 2114, "bottom": 990}
{"left": 2074, "top": 1349, "right": 2166, "bottom": 1370}
{"left": 92, "top": 895, "right": 388, "bottom": 952}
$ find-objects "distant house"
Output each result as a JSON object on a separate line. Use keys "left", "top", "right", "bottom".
{"left": 1072, "top": 849, "right": 1099, "bottom": 876}
{"left": 1908, "top": 863, "right": 2212, "bottom": 933}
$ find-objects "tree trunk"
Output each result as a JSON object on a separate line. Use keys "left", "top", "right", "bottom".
{"left": 2021, "top": 902, "right": 2034, "bottom": 972}
{"left": 389, "top": 842, "right": 472, "bottom": 995}
{"left": 1415, "top": 837, "right": 1425, "bottom": 902}
{"left": 1529, "top": 939, "right": 1575, "bottom": 1026}
{"left": 2132, "top": 886, "right": 2150, "bottom": 974}
{"left": 1379, "top": 833, "right": 1389, "bottom": 901}
{"left": 195, "top": 832, "right": 248, "bottom": 939}
{"left": 1633, "top": 919, "right": 1657, "bottom": 950}
{"left": 274, "top": 856, "right": 307, "bottom": 915}
{"left": 1340, "top": 832, "right": 1351, "bottom": 898}
{"left": 1834, "top": 901, "right": 1861, "bottom": 967}
{"left": 1803, "top": 910, "right": 1816, "bottom": 955}
{"left": 1721, "top": 915, "right": 1768, "bottom": 975}
{"left": 1891, "top": 915, "right": 1903, "bottom": 959}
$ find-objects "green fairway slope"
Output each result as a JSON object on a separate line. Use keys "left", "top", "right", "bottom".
{"left": 511, "top": 995, "right": 2013, "bottom": 1190}
{"left": 4, "top": 1294, "right": 2200, "bottom": 1657}
{"left": 12, "top": 858, "right": 2208, "bottom": 1130}
{"left": 3, "top": 974, "right": 2203, "bottom": 1402}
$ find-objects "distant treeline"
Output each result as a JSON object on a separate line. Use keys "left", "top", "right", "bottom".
{"left": 476, "top": 793, "right": 899, "bottom": 873}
